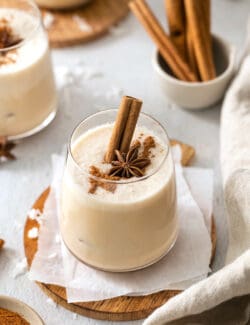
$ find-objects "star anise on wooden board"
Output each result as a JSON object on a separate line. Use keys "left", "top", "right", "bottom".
{"left": 0, "top": 136, "right": 16, "bottom": 162}
{"left": 109, "top": 145, "right": 150, "bottom": 178}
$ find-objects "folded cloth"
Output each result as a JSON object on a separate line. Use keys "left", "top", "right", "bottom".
{"left": 221, "top": 55, "right": 250, "bottom": 264}
{"left": 144, "top": 45, "right": 250, "bottom": 325}
{"left": 144, "top": 251, "right": 250, "bottom": 325}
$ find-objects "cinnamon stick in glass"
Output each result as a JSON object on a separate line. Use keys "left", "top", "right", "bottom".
{"left": 184, "top": 0, "right": 216, "bottom": 81}
{"left": 120, "top": 98, "right": 142, "bottom": 153}
{"left": 105, "top": 96, "right": 133, "bottom": 163}
{"left": 105, "top": 96, "right": 142, "bottom": 163}
{"left": 165, "top": 0, "right": 187, "bottom": 61}
{"left": 129, "top": 0, "right": 198, "bottom": 82}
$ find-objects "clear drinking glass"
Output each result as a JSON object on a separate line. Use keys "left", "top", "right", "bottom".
{"left": 0, "top": 0, "right": 57, "bottom": 140}
{"left": 60, "top": 110, "right": 178, "bottom": 272}
{"left": 35, "top": 0, "right": 91, "bottom": 10}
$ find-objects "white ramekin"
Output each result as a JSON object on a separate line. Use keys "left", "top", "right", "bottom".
{"left": 152, "top": 34, "right": 236, "bottom": 110}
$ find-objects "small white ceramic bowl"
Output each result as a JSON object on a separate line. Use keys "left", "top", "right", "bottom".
{"left": 0, "top": 296, "right": 44, "bottom": 324}
{"left": 152, "top": 34, "right": 236, "bottom": 110}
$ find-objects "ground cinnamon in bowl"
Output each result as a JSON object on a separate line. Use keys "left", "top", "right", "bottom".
{"left": 0, "top": 307, "right": 30, "bottom": 324}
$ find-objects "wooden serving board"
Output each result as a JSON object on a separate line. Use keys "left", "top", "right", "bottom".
{"left": 40, "top": 0, "right": 129, "bottom": 48}
{"left": 23, "top": 140, "right": 216, "bottom": 321}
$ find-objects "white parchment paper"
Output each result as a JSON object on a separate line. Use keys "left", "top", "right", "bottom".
{"left": 29, "top": 150, "right": 212, "bottom": 302}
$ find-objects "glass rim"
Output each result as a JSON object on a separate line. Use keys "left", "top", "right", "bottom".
{"left": 0, "top": 0, "right": 42, "bottom": 53}
{"left": 68, "top": 109, "right": 171, "bottom": 185}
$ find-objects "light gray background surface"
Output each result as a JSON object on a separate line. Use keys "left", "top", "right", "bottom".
{"left": 0, "top": 0, "right": 249, "bottom": 324}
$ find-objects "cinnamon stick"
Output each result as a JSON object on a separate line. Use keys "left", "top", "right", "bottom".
{"left": 184, "top": 0, "right": 216, "bottom": 81}
{"left": 201, "top": 0, "right": 212, "bottom": 60}
{"left": 129, "top": 0, "right": 198, "bottom": 82}
{"left": 186, "top": 23, "right": 200, "bottom": 79}
{"left": 105, "top": 96, "right": 133, "bottom": 163}
{"left": 202, "top": 0, "right": 211, "bottom": 32}
{"left": 120, "top": 98, "right": 142, "bottom": 153}
{"left": 165, "top": 0, "right": 187, "bottom": 61}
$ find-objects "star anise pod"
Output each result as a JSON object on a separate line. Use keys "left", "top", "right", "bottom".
{"left": 0, "top": 136, "right": 16, "bottom": 162}
{"left": 109, "top": 146, "right": 150, "bottom": 178}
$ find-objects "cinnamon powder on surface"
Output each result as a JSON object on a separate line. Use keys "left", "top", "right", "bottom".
{"left": 0, "top": 238, "right": 4, "bottom": 250}
{"left": 0, "top": 307, "right": 30, "bottom": 325}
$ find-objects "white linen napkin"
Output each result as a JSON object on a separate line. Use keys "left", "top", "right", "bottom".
{"left": 144, "top": 39, "right": 250, "bottom": 325}
{"left": 29, "top": 151, "right": 213, "bottom": 302}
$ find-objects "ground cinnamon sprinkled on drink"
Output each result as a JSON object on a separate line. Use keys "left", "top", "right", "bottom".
{"left": 0, "top": 18, "right": 22, "bottom": 49}
{"left": 0, "top": 18, "right": 23, "bottom": 65}
{"left": 89, "top": 165, "right": 120, "bottom": 194}
{"left": 88, "top": 136, "right": 156, "bottom": 194}
{"left": 141, "top": 136, "right": 156, "bottom": 158}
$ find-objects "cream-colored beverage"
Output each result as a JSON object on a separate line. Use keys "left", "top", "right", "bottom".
{"left": 61, "top": 111, "right": 178, "bottom": 272}
{"left": 35, "top": 0, "right": 91, "bottom": 9}
{"left": 0, "top": 3, "right": 57, "bottom": 139}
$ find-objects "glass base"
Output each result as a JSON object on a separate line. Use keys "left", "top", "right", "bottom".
{"left": 8, "top": 110, "right": 57, "bottom": 141}
{"left": 62, "top": 230, "right": 179, "bottom": 273}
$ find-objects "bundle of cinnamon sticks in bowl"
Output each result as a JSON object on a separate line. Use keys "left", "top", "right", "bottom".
{"left": 129, "top": 0, "right": 235, "bottom": 110}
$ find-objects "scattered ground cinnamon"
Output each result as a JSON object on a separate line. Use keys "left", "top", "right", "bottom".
{"left": 131, "top": 139, "right": 141, "bottom": 149}
{"left": 0, "top": 18, "right": 23, "bottom": 65}
{"left": 89, "top": 166, "right": 120, "bottom": 194}
{"left": 141, "top": 136, "right": 156, "bottom": 159}
{"left": 0, "top": 18, "right": 22, "bottom": 49}
{"left": 0, "top": 238, "right": 4, "bottom": 250}
{"left": 0, "top": 307, "right": 30, "bottom": 325}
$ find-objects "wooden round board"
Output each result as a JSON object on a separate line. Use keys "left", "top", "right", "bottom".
{"left": 40, "top": 0, "right": 129, "bottom": 48}
{"left": 23, "top": 140, "right": 216, "bottom": 321}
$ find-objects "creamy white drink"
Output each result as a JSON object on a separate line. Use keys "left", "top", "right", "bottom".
{"left": 0, "top": 6, "right": 57, "bottom": 138}
{"left": 61, "top": 113, "right": 178, "bottom": 272}
{"left": 35, "top": 0, "right": 91, "bottom": 9}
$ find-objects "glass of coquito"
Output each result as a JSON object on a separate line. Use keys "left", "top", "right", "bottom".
{"left": 61, "top": 97, "right": 178, "bottom": 272}
{"left": 35, "top": 0, "right": 92, "bottom": 10}
{"left": 0, "top": 0, "right": 57, "bottom": 140}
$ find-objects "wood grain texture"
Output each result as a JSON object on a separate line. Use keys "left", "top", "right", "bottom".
{"left": 23, "top": 140, "right": 216, "bottom": 321}
{"left": 41, "top": 0, "right": 129, "bottom": 48}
